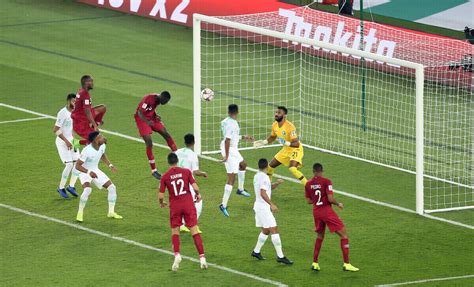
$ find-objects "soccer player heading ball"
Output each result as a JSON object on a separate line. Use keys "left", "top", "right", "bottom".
{"left": 159, "top": 153, "right": 207, "bottom": 271}
{"left": 71, "top": 75, "right": 107, "bottom": 146}
{"left": 254, "top": 106, "right": 308, "bottom": 185}
{"left": 305, "top": 163, "right": 359, "bottom": 272}
{"left": 134, "top": 91, "right": 177, "bottom": 180}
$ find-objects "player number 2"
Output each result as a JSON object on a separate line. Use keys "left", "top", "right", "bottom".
{"left": 314, "top": 189, "right": 323, "bottom": 206}
{"left": 171, "top": 179, "right": 187, "bottom": 196}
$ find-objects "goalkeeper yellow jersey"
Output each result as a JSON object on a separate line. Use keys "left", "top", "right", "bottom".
{"left": 271, "top": 120, "right": 303, "bottom": 152}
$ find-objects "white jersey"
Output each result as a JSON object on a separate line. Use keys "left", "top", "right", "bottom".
{"left": 220, "top": 117, "right": 240, "bottom": 149}
{"left": 253, "top": 171, "right": 272, "bottom": 210}
{"left": 176, "top": 147, "right": 199, "bottom": 172}
{"left": 79, "top": 144, "right": 106, "bottom": 170}
{"left": 55, "top": 107, "right": 74, "bottom": 140}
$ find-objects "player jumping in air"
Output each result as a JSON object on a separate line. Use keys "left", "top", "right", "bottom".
{"left": 53, "top": 93, "right": 79, "bottom": 198}
{"left": 219, "top": 104, "right": 254, "bottom": 217}
{"left": 71, "top": 75, "right": 107, "bottom": 145}
{"left": 75, "top": 131, "right": 121, "bottom": 222}
{"left": 251, "top": 158, "right": 293, "bottom": 265}
{"left": 305, "top": 163, "right": 359, "bottom": 272}
{"left": 176, "top": 134, "right": 208, "bottom": 234}
{"left": 134, "top": 91, "right": 177, "bottom": 180}
{"left": 159, "top": 153, "right": 208, "bottom": 271}
{"left": 253, "top": 106, "right": 307, "bottom": 185}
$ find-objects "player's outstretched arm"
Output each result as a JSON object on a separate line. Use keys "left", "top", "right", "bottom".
{"left": 100, "top": 154, "right": 118, "bottom": 172}
{"left": 253, "top": 135, "right": 276, "bottom": 148}
{"left": 241, "top": 135, "right": 255, "bottom": 142}
{"left": 271, "top": 179, "right": 284, "bottom": 190}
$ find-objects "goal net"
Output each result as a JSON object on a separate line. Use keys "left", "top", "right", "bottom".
{"left": 193, "top": 7, "right": 474, "bottom": 214}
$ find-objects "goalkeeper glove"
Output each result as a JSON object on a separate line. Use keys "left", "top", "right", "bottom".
{"left": 253, "top": 139, "right": 268, "bottom": 148}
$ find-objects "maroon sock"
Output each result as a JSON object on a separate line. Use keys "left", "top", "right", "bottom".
{"left": 192, "top": 233, "right": 205, "bottom": 256}
{"left": 172, "top": 234, "right": 180, "bottom": 255}
{"left": 165, "top": 137, "right": 177, "bottom": 152}
{"left": 146, "top": 146, "right": 156, "bottom": 171}
{"left": 313, "top": 238, "right": 324, "bottom": 263}
{"left": 340, "top": 238, "right": 349, "bottom": 263}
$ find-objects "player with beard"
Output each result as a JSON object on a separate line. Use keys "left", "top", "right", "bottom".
{"left": 253, "top": 106, "right": 307, "bottom": 185}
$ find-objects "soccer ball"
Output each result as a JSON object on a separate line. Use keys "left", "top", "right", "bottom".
{"left": 200, "top": 88, "right": 214, "bottom": 101}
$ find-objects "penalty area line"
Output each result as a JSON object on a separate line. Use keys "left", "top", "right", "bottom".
{"left": 375, "top": 274, "right": 474, "bottom": 286}
{"left": 1, "top": 102, "right": 473, "bottom": 231}
{"left": 0, "top": 203, "right": 287, "bottom": 287}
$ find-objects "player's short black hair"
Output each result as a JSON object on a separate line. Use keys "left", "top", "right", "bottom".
{"left": 258, "top": 158, "right": 268, "bottom": 170}
{"left": 88, "top": 131, "right": 100, "bottom": 143}
{"left": 67, "top": 93, "right": 76, "bottom": 101}
{"left": 160, "top": 91, "right": 171, "bottom": 99}
{"left": 277, "top": 106, "right": 288, "bottom": 114}
{"left": 228, "top": 104, "right": 238, "bottom": 114}
{"left": 184, "top": 133, "right": 195, "bottom": 145}
{"left": 313, "top": 163, "right": 323, "bottom": 172}
{"left": 168, "top": 152, "right": 179, "bottom": 165}
{"left": 81, "top": 75, "right": 92, "bottom": 85}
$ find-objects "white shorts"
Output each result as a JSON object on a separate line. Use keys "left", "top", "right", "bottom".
{"left": 56, "top": 137, "right": 79, "bottom": 163}
{"left": 220, "top": 146, "right": 243, "bottom": 174}
{"left": 79, "top": 169, "right": 110, "bottom": 189}
{"left": 254, "top": 208, "right": 277, "bottom": 228}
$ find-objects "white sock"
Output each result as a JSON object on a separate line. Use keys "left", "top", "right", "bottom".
{"left": 222, "top": 184, "right": 233, "bottom": 207}
{"left": 238, "top": 170, "right": 246, "bottom": 190}
{"left": 253, "top": 232, "right": 268, "bottom": 253}
{"left": 69, "top": 165, "right": 78, "bottom": 187}
{"left": 107, "top": 184, "right": 117, "bottom": 214}
{"left": 59, "top": 163, "right": 73, "bottom": 189}
{"left": 271, "top": 234, "right": 284, "bottom": 258}
{"left": 195, "top": 200, "right": 203, "bottom": 219}
{"left": 78, "top": 187, "right": 92, "bottom": 213}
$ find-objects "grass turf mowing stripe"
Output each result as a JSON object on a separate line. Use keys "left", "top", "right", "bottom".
{"left": 0, "top": 203, "right": 288, "bottom": 287}
{"left": 2, "top": 102, "right": 473, "bottom": 230}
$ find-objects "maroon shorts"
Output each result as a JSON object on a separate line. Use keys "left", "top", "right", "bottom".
{"left": 73, "top": 118, "right": 95, "bottom": 140}
{"left": 169, "top": 202, "right": 197, "bottom": 228}
{"left": 134, "top": 114, "right": 165, "bottom": 137}
{"left": 313, "top": 207, "right": 345, "bottom": 233}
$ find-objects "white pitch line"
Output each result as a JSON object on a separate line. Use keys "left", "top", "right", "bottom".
{"left": 375, "top": 274, "right": 474, "bottom": 286}
{"left": 1, "top": 102, "right": 473, "bottom": 231}
{"left": 0, "top": 116, "right": 49, "bottom": 124}
{"left": 0, "top": 203, "right": 287, "bottom": 287}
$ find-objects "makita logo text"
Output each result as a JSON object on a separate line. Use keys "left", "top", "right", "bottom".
{"left": 279, "top": 9, "right": 398, "bottom": 67}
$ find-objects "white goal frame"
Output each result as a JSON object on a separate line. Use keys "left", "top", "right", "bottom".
{"left": 193, "top": 13, "right": 426, "bottom": 214}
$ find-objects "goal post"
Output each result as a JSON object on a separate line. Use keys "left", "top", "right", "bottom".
{"left": 193, "top": 12, "right": 473, "bottom": 215}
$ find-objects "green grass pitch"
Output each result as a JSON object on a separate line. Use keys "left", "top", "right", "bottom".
{"left": 0, "top": 1, "right": 473, "bottom": 286}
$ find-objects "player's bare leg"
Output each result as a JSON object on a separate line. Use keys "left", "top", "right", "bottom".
{"left": 288, "top": 160, "right": 307, "bottom": 185}
{"left": 335, "top": 228, "right": 359, "bottom": 272}
{"left": 103, "top": 180, "right": 122, "bottom": 219}
{"left": 219, "top": 173, "right": 235, "bottom": 217}
{"left": 142, "top": 134, "right": 161, "bottom": 179}
{"left": 76, "top": 182, "right": 92, "bottom": 222}
{"left": 92, "top": 104, "right": 107, "bottom": 126}
{"left": 236, "top": 160, "right": 250, "bottom": 197}
{"left": 312, "top": 229, "right": 326, "bottom": 271}
{"left": 157, "top": 128, "right": 177, "bottom": 152}
{"left": 267, "top": 158, "right": 281, "bottom": 181}
{"left": 268, "top": 226, "right": 293, "bottom": 265}
{"left": 171, "top": 227, "right": 182, "bottom": 271}
{"left": 190, "top": 225, "right": 207, "bottom": 269}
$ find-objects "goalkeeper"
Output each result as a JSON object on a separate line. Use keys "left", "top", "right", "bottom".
{"left": 254, "top": 106, "right": 307, "bottom": 185}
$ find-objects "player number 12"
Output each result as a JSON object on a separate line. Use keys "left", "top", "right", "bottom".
{"left": 171, "top": 179, "right": 187, "bottom": 196}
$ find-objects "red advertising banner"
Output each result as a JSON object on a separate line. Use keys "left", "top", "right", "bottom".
{"left": 78, "top": 0, "right": 297, "bottom": 27}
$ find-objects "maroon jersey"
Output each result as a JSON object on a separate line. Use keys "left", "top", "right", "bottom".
{"left": 305, "top": 176, "right": 334, "bottom": 210}
{"left": 72, "top": 88, "right": 92, "bottom": 121}
{"left": 160, "top": 167, "right": 196, "bottom": 205}
{"left": 135, "top": 94, "right": 160, "bottom": 120}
